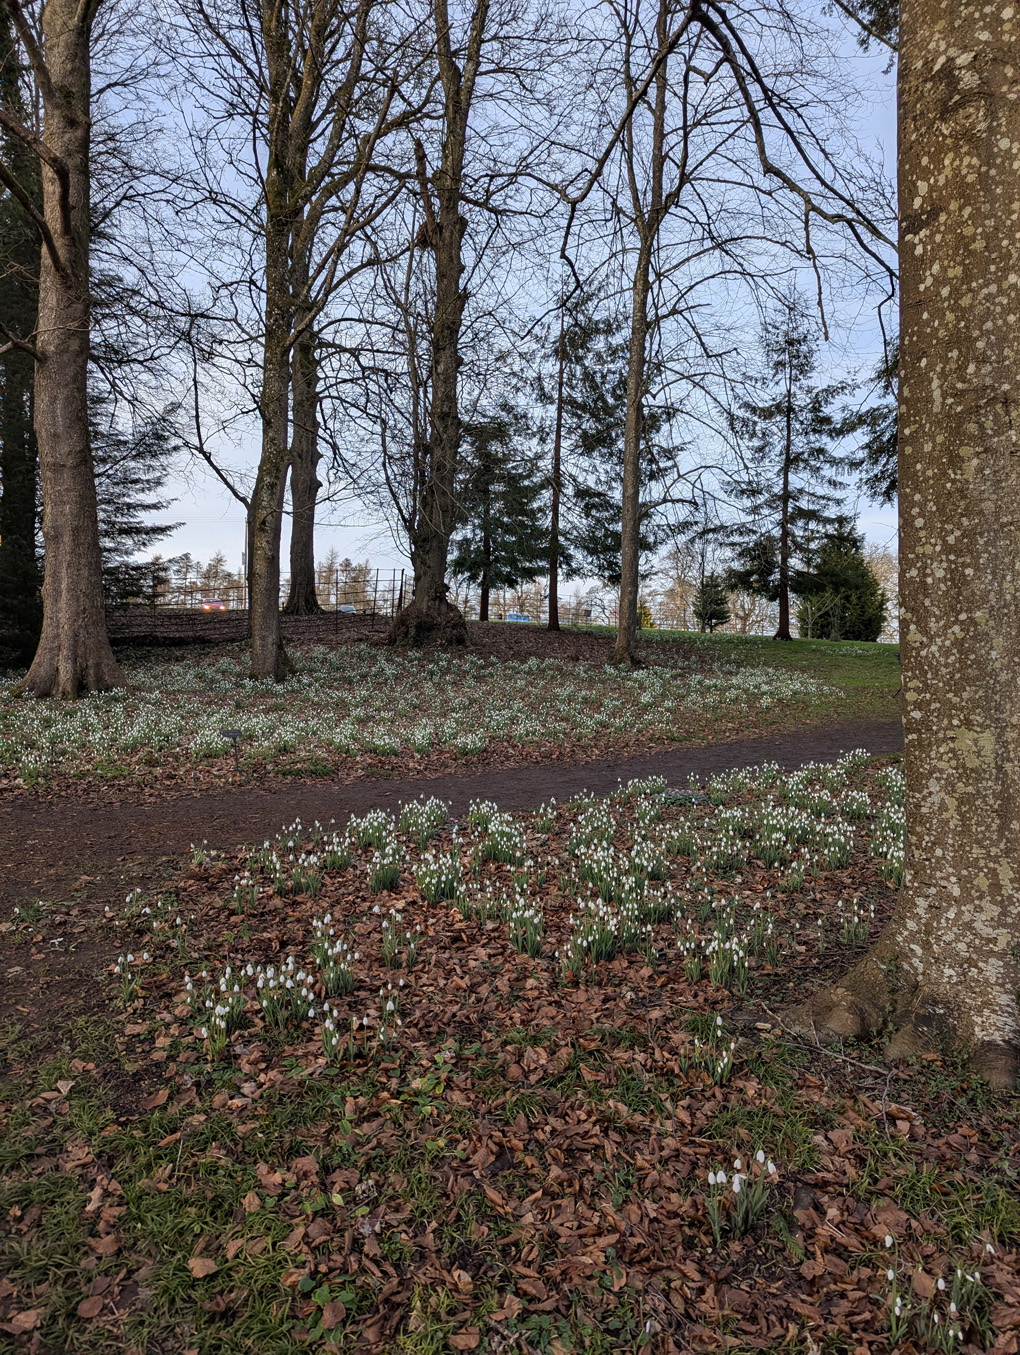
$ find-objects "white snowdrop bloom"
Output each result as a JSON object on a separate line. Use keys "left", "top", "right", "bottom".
{"left": 707, "top": 1171, "right": 717, "bottom": 1187}
{"left": 986, "top": 1244, "right": 996, "bottom": 1255}
{"left": 884, "top": 1234, "right": 894, "bottom": 1248}
{"left": 733, "top": 1158, "right": 743, "bottom": 1171}
{"left": 949, "top": 1303, "right": 958, "bottom": 1316}
{"left": 717, "top": 1171, "right": 727, "bottom": 1186}
{"left": 887, "top": 1269, "right": 895, "bottom": 1282}
{"left": 767, "top": 1160, "right": 776, "bottom": 1176}
{"left": 732, "top": 1175, "right": 743, "bottom": 1195}
{"left": 755, "top": 1150, "right": 765, "bottom": 1164}
{"left": 937, "top": 1278, "right": 946, "bottom": 1291}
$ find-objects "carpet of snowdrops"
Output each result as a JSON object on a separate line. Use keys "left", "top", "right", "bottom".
{"left": 7, "top": 752, "right": 1020, "bottom": 1354}
{"left": 0, "top": 645, "right": 833, "bottom": 786}
{"left": 138, "top": 749, "right": 904, "bottom": 1058}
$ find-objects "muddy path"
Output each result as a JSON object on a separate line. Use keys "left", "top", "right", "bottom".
{"left": 0, "top": 717, "right": 901, "bottom": 916}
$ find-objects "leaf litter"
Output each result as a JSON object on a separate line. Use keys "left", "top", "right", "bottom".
{"left": 2, "top": 752, "right": 1019, "bottom": 1353}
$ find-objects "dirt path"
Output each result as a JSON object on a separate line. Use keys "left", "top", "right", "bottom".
{"left": 0, "top": 718, "right": 901, "bottom": 915}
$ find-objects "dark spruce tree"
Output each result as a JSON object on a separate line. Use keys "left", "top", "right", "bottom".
{"left": 450, "top": 410, "right": 547, "bottom": 622}
{"left": 843, "top": 342, "right": 898, "bottom": 505}
{"left": 795, "top": 518, "right": 887, "bottom": 642}
{"left": 90, "top": 392, "right": 184, "bottom": 605}
{"left": 0, "top": 11, "right": 42, "bottom": 669}
{"left": 725, "top": 296, "right": 848, "bottom": 640}
{"left": 551, "top": 297, "right": 667, "bottom": 589}
{"left": 692, "top": 574, "right": 730, "bottom": 633}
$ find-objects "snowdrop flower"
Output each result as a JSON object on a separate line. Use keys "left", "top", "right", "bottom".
{"left": 986, "top": 1243, "right": 996, "bottom": 1255}
{"left": 937, "top": 1278, "right": 946, "bottom": 1291}
{"left": 707, "top": 1171, "right": 717, "bottom": 1187}
{"left": 755, "top": 1150, "right": 765, "bottom": 1164}
{"left": 767, "top": 1160, "right": 776, "bottom": 1176}
{"left": 949, "top": 1303, "right": 958, "bottom": 1316}
{"left": 732, "top": 1175, "right": 743, "bottom": 1195}
{"left": 884, "top": 1234, "right": 894, "bottom": 1248}
{"left": 716, "top": 1170, "right": 727, "bottom": 1186}
{"left": 733, "top": 1158, "right": 743, "bottom": 1171}
{"left": 887, "top": 1269, "right": 895, "bottom": 1282}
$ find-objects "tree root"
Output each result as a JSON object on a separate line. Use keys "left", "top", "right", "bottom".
{"left": 786, "top": 952, "right": 1019, "bottom": 1091}
{"left": 386, "top": 599, "right": 468, "bottom": 647}
{"left": 785, "top": 950, "right": 894, "bottom": 1043}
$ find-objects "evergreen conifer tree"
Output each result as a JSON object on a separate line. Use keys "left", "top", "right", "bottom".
{"left": 450, "top": 410, "right": 547, "bottom": 622}
{"left": 90, "top": 393, "right": 183, "bottom": 605}
{"left": 795, "top": 518, "right": 887, "bottom": 641}
{"left": 0, "top": 11, "right": 42, "bottom": 668}
{"left": 843, "top": 342, "right": 898, "bottom": 505}
{"left": 692, "top": 574, "right": 730, "bottom": 632}
{"left": 550, "top": 296, "right": 666, "bottom": 587}
{"left": 724, "top": 296, "right": 847, "bottom": 640}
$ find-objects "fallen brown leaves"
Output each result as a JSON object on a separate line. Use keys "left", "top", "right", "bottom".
{"left": 1, "top": 762, "right": 1017, "bottom": 1354}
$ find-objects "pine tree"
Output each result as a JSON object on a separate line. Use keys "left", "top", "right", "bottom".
{"left": 90, "top": 393, "right": 184, "bottom": 605}
{"left": 795, "top": 519, "right": 887, "bottom": 642}
{"left": 843, "top": 342, "right": 898, "bottom": 505}
{"left": 0, "top": 10, "right": 42, "bottom": 668}
{"left": 692, "top": 574, "right": 730, "bottom": 633}
{"left": 551, "top": 297, "right": 666, "bottom": 588}
{"left": 450, "top": 410, "right": 547, "bottom": 622}
{"left": 725, "top": 296, "right": 848, "bottom": 640}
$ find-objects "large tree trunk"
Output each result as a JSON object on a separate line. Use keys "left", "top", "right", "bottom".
{"left": 283, "top": 329, "right": 321, "bottom": 615}
{"left": 609, "top": 240, "right": 652, "bottom": 667}
{"left": 23, "top": 0, "right": 122, "bottom": 697}
{"left": 249, "top": 201, "right": 291, "bottom": 678}
{"left": 788, "top": 0, "right": 1020, "bottom": 1089}
{"left": 547, "top": 306, "right": 565, "bottom": 632}
{"left": 249, "top": 316, "right": 290, "bottom": 681}
{"left": 248, "top": 24, "right": 294, "bottom": 682}
{"left": 0, "top": 12, "right": 42, "bottom": 668}
{"left": 774, "top": 370, "right": 794, "bottom": 641}
{"left": 388, "top": 2, "right": 487, "bottom": 647}
{"left": 387, "top": 193, "right": 468, "bottom": 645}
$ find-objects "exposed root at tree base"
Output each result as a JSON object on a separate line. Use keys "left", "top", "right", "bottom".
{"left": 607, "top": 646, "right": 644, "bottom": 669}
{"left": 386, "top": 599, "right": 468, "bottom": 647}
{"left": 23, "top": 649, "right": 126, "bottom": 699}
{"left": 786, "top": 953, "right": 1020, "bottom": 1092}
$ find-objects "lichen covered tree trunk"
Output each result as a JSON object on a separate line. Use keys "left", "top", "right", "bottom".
{"left": 23, "top": 0, "right": 123, "bottom": 697}
{"left": 788, "top": 0, "right": 1020, "bottom": 1088}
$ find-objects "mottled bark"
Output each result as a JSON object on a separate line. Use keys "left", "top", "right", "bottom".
{"left": 19, "top": 0, "right": 123, "bottom": 696}
{"left": 283, "top": 330, "right": 322, "bottom": 615}
{"left": 788, "top": 0, "right": 1020, "bottom": 1088}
